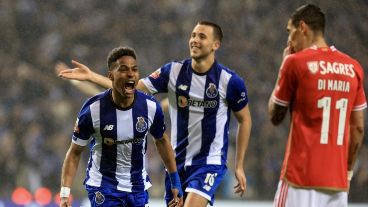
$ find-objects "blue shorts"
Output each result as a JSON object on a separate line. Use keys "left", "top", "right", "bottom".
{"left": 86, "top": 185, "right": 149, "bottom": 207}
{"left": 164, "top": 164, "right": 227, "bottom": 206}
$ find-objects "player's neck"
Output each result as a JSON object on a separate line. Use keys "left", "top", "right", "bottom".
{"left": 309, "top": 35, "right": 328, "bottom": 49}
{"left": 111, "top": 91, "right": 135, "bottom": 109}
{"left": 191, "top": 56, "right": 215, "bottom": 74}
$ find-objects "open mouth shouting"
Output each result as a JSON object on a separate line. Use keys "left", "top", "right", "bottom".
{"left": 123, "top": 80, "right": 136, "bottom": 95}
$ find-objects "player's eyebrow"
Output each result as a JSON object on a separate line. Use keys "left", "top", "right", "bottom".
{"left": 115, "top": 59, "right": 137, "bottom": 69}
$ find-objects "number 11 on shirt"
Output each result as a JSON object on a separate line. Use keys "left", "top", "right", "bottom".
{"left": 318, "top": 97, "right": 348, "bottom": 145}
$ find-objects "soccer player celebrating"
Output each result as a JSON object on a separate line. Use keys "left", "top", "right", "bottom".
{"left": 59, "top": 46, "right": 183, "bottom": 207}
{"left": 58, "top": 21, "right": 252, "bottom": 207}
{"left": 268, "top": 4, "right": 366, "bottom": 207}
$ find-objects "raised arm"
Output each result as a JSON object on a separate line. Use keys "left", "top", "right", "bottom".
{"left": 57, "top": 60, "right": 112, "bottom": 89}
{"left": 153, "top": 133, "right": 183, "bottom": 207}
{"left": 232, "top": 105, "right": 252, "bottom": 197}
{"left": 57, "top": 60, "right": 151, "bottom": 93}
{"left": 55, "top": 62, "right": 102, "bottom": 96}
{"left": 60, "top": 143, "right": 85, "bottom": 207}
{"left": 268, "top": 44, "right": 294, "bottom": 125}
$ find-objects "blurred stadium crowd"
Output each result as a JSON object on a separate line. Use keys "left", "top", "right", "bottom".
{"left": 0, "top": 0, "right": 367, "bottom": 203}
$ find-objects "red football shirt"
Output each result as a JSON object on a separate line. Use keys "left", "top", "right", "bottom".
{"left": 273, "top": 46, "right": 367, "bottom": 190}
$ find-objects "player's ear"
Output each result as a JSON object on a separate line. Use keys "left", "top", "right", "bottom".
{"left": 213, "top": 40, "right": 221, "bottom": 51}
{"left": 108, "top": 71, "right": 113, "bottom": 80}
{"left": 299, "top": 20, "right": 308, "bottom": 34}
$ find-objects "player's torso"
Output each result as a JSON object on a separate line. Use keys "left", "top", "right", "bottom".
{"left": 167, "top": 61, "right": 231, "bottom": 166}
{"left": 284, "top": 48, "right": 360, "bottom": 189}
{"left": 86, "top": 91, "right": 153, "bottom": 191}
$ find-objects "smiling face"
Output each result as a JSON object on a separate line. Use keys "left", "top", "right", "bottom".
{"left": 189, "top": 24, "right": 220, "bottom": 61}
{"left": 108, "top": 55, "right": 139, "bottom": 102}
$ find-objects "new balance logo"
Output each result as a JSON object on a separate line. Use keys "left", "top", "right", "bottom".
{"left": 178, "top": 84, "right": 188, "bottom": 91}
{"left": 103, "top": 125, "right": 114, "bottom": 130}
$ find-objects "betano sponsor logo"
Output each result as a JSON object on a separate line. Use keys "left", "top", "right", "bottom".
{"left": 103, "top": 137, "right": 144, "bottom": 146}
{"left": 178, "top": 96, "right": 217, "bottom": 108}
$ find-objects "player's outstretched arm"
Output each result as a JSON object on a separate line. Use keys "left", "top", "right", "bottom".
{"left": 233, "top": 105, "right": 252, "bottom": 197}
{"left": 57, "top": 60, "right": 112, "bottom": 89}
{"left": 56, "top": 60, "right": 153, "bottom": 95}
{"left": 153, "top": 133, "right": 183, "bottom": 207}
{"left": 55, "top": 62, "right": 103, "bottom": 96}
{"left": 60, "top": 143, "right": 85, "bottom": 207}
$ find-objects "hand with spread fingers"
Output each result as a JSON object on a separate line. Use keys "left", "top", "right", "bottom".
{"left": 56, "top": 60, "right": 93, "bottom": 81}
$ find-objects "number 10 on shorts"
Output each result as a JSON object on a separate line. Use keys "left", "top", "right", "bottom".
{"left": 203, "top": 173, "right": 218, "bottom": 191}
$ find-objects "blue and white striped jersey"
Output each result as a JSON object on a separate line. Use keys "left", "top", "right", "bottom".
{"left": 142, "top": 59, "right": 248, "bottom": 167}
{"left": 72, "top": 89, "right": 165, "bottom": 192}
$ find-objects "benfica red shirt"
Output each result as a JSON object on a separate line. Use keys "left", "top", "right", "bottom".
{"left": 273, "top": 46, "right": 367, "bottom": 190}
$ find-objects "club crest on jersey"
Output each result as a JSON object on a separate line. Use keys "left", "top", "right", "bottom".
{"left": 307, "top": 61, "right": 319, "bottom": 74}
{"left": 149, "top": 69, "right": 161, "bottom": 79}
{"left": 95, "top": 191, "right": 105, "bottom": 204}
{"left": 136, "top": 117, "right": 147, "bottom": 132}
{"left": 206, "top": 83, "right": 218, "bottom": 98}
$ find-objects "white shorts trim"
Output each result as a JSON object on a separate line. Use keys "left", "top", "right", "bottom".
{"left": 186, "top": 188, "right": 211, "bottom": 202}
{"left": 273, "top": 180, "right": 347, "bottom": 207}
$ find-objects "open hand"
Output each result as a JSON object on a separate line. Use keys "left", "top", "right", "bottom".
{"left": 55, "top": 60, "right": 92, "bottom": 81}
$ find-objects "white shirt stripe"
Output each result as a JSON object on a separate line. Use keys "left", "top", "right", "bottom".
{"left": 185, "top": 74, "right": 206, "bottom": 166}
{"left": 86, "top": 100, "right": 103, "bottom": 187}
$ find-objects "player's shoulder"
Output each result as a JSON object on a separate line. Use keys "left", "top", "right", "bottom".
{"left": 331, "top": 46, "right": 362, "bottom": 65}
{"left": 164, "top": 59, "right": 188, "bottom": 67}
{"left": 215, "top": 61, "right": 238, "bottom": 76}
{"left": 78, "top": 90, "right": 109, "bottom": 116}
{"left": 158, "top": 59, "right": 188, "bottom": 74}
{"left": 83, "top": 90, "right": 109, "bottom": 108}
{"left": 136, "top": 90, "right": 159, "bottom": 103}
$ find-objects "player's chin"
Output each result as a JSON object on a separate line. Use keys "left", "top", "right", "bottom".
{"left": 125, "top": 90, "right": 135, "bottom": 97}
{"left": 190, "top": 51, "right": 200, "bottom": 58}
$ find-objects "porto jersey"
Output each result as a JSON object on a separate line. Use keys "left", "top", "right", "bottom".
{"left": 142, "top": 59, "right": 248, "bottom": 167}
{"left": 72, "top": 89, "right": 165, "bottom": 192}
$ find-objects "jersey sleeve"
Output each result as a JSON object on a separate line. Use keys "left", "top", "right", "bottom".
{"left": 149, "top": 100, "right": 166, "bottom": 139}
{"left": 352, "top": 63, "right": 367, "bottom": 111}
{"left": 141, "top": 62, "right": 172, "bottom": 94}
{"left": 72, "top": 102, "right": 95, "bottom": 146}
{"left": 226, "top": 74, "right": 249, "bottom": 112}
{"left": 272, "top": 55, "right": 297, "bottom": 107}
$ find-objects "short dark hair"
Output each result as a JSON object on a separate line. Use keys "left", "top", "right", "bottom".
{"left": 197, "top": 21, "right": 223, "bottom": 42}
{"left": 290, "top": 4, "right": 325, "bottom": 34}
{"left": 107, "top": 46, "right": 137, "bottom": 70}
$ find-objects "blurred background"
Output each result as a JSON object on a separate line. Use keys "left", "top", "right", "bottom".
{"left": 0, "top": 0, "right": 367, "bottom": 206}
